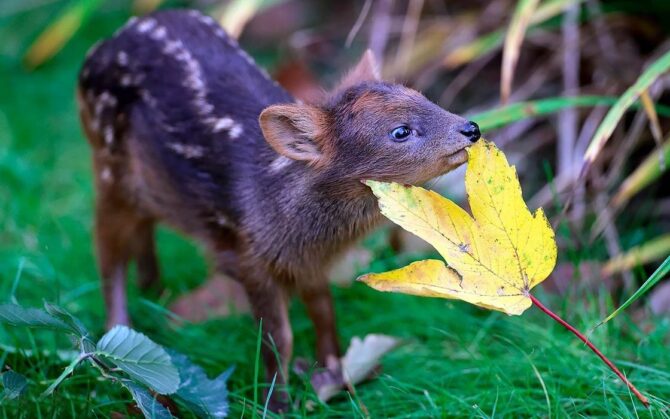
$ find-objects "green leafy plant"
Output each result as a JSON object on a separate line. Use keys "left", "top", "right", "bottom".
{"left": 1, "top": 370, "right": 27, "bottom": 402}
{"left": 0, "top": 302, "right": 232, "bottom": 418}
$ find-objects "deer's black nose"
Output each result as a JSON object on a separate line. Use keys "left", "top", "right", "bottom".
{"left": 460, "top": 121, "right": 481, "bottom": 143}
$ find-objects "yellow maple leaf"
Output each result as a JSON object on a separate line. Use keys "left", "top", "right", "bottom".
{"left": 359, "top": 140, "right": 557, "bottom": 315}
{"left": 358, "top": 140, "right": 650, "bottom": 407}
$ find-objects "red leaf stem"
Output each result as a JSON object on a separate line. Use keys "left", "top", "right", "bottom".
{"left": 529, "top": 294, "right": 649, "bottom": 407}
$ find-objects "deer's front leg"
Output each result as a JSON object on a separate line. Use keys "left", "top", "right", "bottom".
{"left": 298, "top": 284, "right": 344, "bottom": 395}
{"left": 242, "top": 273, "right": 293, "bottom": 412}
{"left": 299, "top": 285, "right": 340, "bottom": 367}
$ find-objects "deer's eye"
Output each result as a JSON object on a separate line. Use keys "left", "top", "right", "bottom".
{"left": 390, "top": 125, "right": 412, "bottom": 142}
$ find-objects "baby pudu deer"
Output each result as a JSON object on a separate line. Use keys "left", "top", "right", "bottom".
{"left": 77, "top": 9, "right": 480, "bottom": 410}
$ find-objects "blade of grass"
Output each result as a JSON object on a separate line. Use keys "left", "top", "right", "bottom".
{"left": 601, "top": 234, "right": 670, "bottom": 277}
{"left": 23, "top": 0, "right": 103, "bottom": 68}
{"left": 500, "top": 0, "right": 540, "bottom": 104}
{"left": 253, "top": 318, "right": 262, "bottom": 418}
{"left": 639, "top": 90, "right": 666, "bottom": 169}
{"left": 444, "top": 30, "right": 501, "bottom": 69}
{"left": 611, "top": 136, "right": 670, "bottom": 209}
{"left": 262, "top": 372, "right": 277, "bottom": 419}
{"left": 471, "top": 96, "right": 615, "bottom": 130}
{"left": 581, "top": 49, "right": 670, "bottom": 176}
{"left": 470, "top": 95, "right": 670, "bottom": 132}
{"left": 444, "top": 0, "right": 583, "bottom": 68}
{"left": 639, "top": 90, "right": 664, "bottom": 148}
{"left": 598, "top": 255, "right": 670, "bottom": 326}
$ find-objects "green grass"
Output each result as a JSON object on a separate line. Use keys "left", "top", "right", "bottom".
{"left": 1, "top": 3, "right": 670, "bottom": 418}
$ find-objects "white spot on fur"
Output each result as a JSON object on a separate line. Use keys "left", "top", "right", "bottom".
{"left": 166, "top": 142, "right": 206, "bottom": 159}
{"left": 103, "top": 126, "right": 114, "bottom": 145}
{"left": 116, "top": 51, "right": 128, "bottom": 66}
{"left": 100, "top": 166, "right": 113, "bottom": 183}
{"left": 140, "top": 89, "right": 157, "bottom": 107}
{"left": 99, "top": 91, "right": 117, "bottom": 107}
{"left": 215, "top": 212, "right": 233, "bottom": 228}
{"left": 229, "top": 124, "right": 243, "bottom": 139}
{"left": 269, "top": 156, "right": 292, "bottom": 173}
{"left": 150, "top": 26, "right": 167, "bottom": 41}
{"left": 94, "top": 101, "right": 104, "bottom": 118}
{"left": 185, "top": 73, "right": 205, "bottom": 91}
{"left": 193, "top": 97, "right": 214, "bottom": 115}
{"left": 93, "top": 91, "right": 118, "bottom": 128}
{"left": 87, "top": 117, "right": 99, "bottom": 133}
{"left": 212, "top": 117, "right": 233, "bottom": 132}
{"left": 163, "top": 39, "right": 183, "bottom": 55}
{"left": 137, "top": 18, "right": 156, "bottom": 33}
{"left": 120, "top": 74, "right": 133, "bottom": 86}
{"left": 196, "top": 13, "right": 217, "bottom": 27}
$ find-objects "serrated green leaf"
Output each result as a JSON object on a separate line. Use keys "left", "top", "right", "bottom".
{"left": 43, "top": 303, "right": 95, "bottom": 352}
{"left": 168, "top": 350, "right": 232, "bottom": 418}
{"left": 0, "top": 303, "right": 71, "bottom": 333}
{"left": 2, "top": 371, "right": 27, "bottom": 400}
{"left": 96, "top": 326, "right": 180, "bottom": 395}
{"left": 121, "top": 380, "right": 174, "bottom": 419}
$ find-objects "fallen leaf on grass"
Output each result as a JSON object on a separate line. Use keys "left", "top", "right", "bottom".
{"left": 340, "top": 335, "right": 399, "bottom": 387}
{"left": 358, "top": 140, "right": 650, "bottom": 407}
{"left": 309, "top": 334, "right": 400, "bottom": 403}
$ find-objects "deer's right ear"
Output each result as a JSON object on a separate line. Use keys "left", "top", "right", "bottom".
{"left": 259, "top": 104, "right": 326, "bottom": 165}
{"left": 333, "top": 49, "right": 381, "bottom": 93}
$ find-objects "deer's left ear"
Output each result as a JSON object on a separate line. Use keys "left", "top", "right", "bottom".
{"left": 259, "top": 104, "right": 327, "bottom": 166}
{"left": 334, "top": 49, "right": 381, "bottom": 92}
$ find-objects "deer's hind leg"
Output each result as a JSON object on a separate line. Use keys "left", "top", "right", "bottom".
{"left": 133, "top": 220, "right": 160, "bottom": 291}
{"left": 80, "top": 88, "right": 161, "bottom": 328}
{"left": 92, "top": 154, "right": 160, "bottom": 329}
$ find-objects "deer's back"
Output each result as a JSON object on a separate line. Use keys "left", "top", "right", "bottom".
{"left": 78, "top": 10, "right": 294, "bottom": 236}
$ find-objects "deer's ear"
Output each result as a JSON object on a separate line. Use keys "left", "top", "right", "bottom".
{"left": 259, "top": 104, "right": 326, "bottom": 165}
{"left": 334, "top": 49, "right": 381, "bottom": 92}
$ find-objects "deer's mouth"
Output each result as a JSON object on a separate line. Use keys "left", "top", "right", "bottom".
{"left": 444, "top": 149, "right": 468, "bottom": 167}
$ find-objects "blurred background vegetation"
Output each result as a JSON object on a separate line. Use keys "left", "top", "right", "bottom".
{"left": 1, "top": 0, "right": 670, "bottom": 417}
